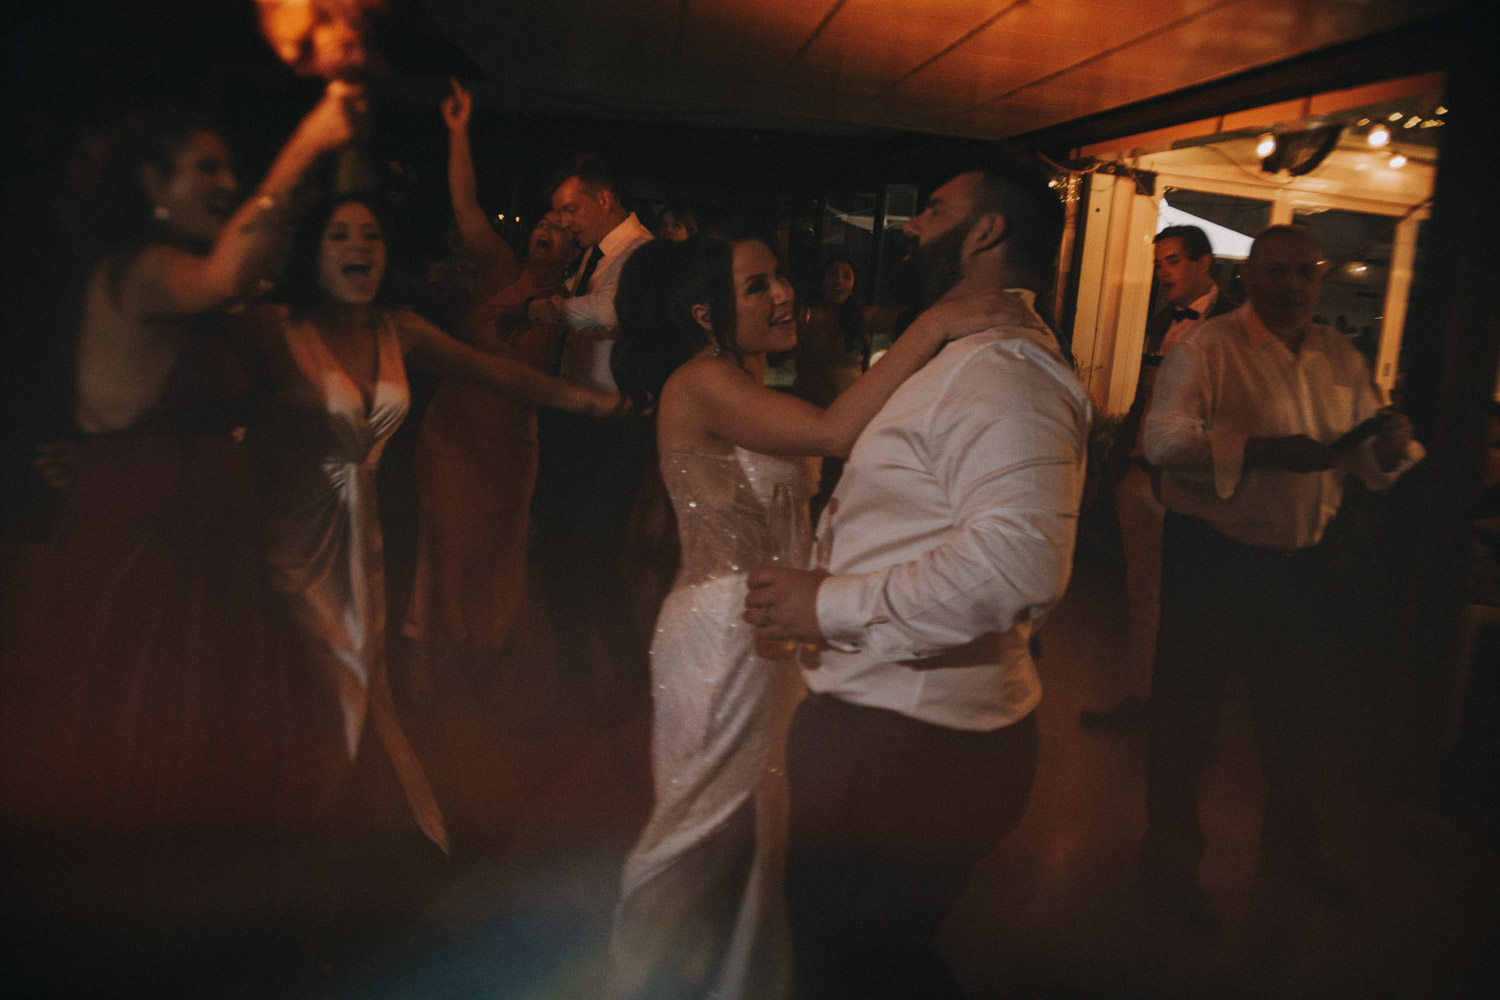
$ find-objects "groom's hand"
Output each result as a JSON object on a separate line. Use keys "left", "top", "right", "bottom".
{"left": 744, "top": 567, "right": 828, "bottom": 645}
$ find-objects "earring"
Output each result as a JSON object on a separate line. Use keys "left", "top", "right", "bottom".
{"left": 153, "top": 204, "right": 171, "bottom": 222}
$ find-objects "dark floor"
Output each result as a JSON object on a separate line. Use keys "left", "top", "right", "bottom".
{"left": 2, "top": 539, "right": 1497, "bottom": 999}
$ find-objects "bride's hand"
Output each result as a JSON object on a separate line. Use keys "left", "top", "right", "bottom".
{"left": 920, "top": 286, "right": 1035, "bottom": 343}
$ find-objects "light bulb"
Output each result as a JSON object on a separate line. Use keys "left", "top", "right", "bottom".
{"left": 1388, "top": 153, "right": 1408, "bottom": 169}
{"left": 1256, "top": 134, "right": 1277, "bottom": 158}
{"left": 1367, "top": 124, "right": 1391, "bottom": 147}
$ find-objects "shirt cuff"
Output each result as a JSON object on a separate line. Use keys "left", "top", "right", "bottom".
{"left": 815, "top": 573, "right": 872, "bottom": 653}
{"left": 1345, "top": 435, "right": 1426, "bottom": 489}
{"left": 1207, "top": 429, "right": 1248, "bottom": 499}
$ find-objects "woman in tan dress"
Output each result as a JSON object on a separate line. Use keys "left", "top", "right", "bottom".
{"left": 404, "top": 80, "right": 581, "bottom": 701}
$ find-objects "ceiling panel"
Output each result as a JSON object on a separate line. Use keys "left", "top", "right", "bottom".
{"left": 427, "top": 0, "right": 1455, "bottom": 139}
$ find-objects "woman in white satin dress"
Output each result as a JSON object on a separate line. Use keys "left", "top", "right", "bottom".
{"left": 247, "top": 195, "right": 614, "bottom": 851}
{"left": 605, "top": 235, "right": 1023, "bottom": 999}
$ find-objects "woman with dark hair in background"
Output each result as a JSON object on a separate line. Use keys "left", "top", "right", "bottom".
{"left": 790, "top": 255, "right": 867, "bottom": 408}
{"left": 790, "top": 255, "right": 871, "bottom": 513}
{"left": 604, "top": 234, "right": 1023, "bottom": 999}
{"left": 246, "top": 193, "right": 612, "bottom": 853}
{"left": 32, "top": 83, "right": 358, "bottom": 838}
{"left": 656, "top": 205, "right": 699, "bottom": 242}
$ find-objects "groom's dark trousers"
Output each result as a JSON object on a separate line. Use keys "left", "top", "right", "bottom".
{"left": 784, "top": 692, "right": 1038, "bottom": 999}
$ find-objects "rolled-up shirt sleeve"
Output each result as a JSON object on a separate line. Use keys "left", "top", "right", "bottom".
{"left": 815, "top": 352, "right": 1088, "bottom": 662}
{"left": 1144, "top": 338, "right": 1246, "bottom": 499}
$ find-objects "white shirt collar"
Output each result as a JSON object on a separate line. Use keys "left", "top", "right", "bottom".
{"left": 596, "top": 212, "right": 645, "bottom": 257}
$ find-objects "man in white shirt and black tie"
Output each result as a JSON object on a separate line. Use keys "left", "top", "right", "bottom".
{"left": 744, "top": 163, "right": 1092, "bottom": 999}
{"left": 528, "top": 155, "right": 653, "bottom": 380}
{"left": 529, "top": 157, "right": 653, "bottom": 725}
{"left": 1138, "top": 224, "right": 1423, "bottom": 936}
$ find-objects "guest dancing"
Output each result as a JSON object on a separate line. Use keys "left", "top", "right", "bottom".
{"left": 36, "top": 83, "right": 359, "bottom": 836}
{"left": 247, "top": 194, "right": 613, "bottom": 853}
{"left": 604, "top": 234, "right": 1025, "bottom": 999}
{"left": 402, "top": 80, "right": 579, "bottom": 703}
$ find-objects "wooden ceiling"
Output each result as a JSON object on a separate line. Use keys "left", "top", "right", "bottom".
{"left": 426, "top": 0, "right": 1454, "bottom": 140}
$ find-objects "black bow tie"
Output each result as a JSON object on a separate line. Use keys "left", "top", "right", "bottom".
{"left": 1170, "top": 306, "right": 1200, "bottom": 322}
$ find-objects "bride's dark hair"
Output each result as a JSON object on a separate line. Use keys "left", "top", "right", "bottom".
{"left": 611, "top": 233, "right": 737, "bottom": 412}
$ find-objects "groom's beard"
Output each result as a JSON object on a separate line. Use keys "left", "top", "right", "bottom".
{"left": 912, "top": 220, "right": 969, "bottom": 308}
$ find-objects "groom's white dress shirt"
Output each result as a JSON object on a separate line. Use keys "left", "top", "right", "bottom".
{"left": 810, "top": 291, "right": 1094, "bottom": 731}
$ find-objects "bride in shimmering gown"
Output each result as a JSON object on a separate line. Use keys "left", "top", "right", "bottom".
{"left": 605, "top": 235, "right": 1021, "bottom": 999}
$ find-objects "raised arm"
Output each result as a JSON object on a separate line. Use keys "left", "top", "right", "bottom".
{"left": 127, "top": 82, "right": 361, "bottom": 320}
{"left": 685, "top": 286, "right": 1036, "bottom": 458}
{"left": 395, "top": 309, "right": 615, "bottom": 417}
{"left": 442, "top": 78, "right": 520, "bottom": 293}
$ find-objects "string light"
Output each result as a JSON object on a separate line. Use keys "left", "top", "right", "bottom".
{"left": 1256, "top": 133, "right": 1277, "bottom": 158}
{"left": 1388, "top": 153, "right": 1408, "bottom": 169}
{"left": 1367, "top": 124, "right": 1391, "bottom": 147}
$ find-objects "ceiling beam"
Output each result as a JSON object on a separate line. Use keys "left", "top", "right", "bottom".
{"left": 1008, "top": 11, "right": 1453, "bottom": 157}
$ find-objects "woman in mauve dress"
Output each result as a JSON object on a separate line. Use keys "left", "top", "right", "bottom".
{"left": 403, "top": 80, "right": 580, "bottom": 701}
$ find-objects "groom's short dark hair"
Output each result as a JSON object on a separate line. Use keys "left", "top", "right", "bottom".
{"left": 969, "top": 160, "right": 1065, "bottom": 281}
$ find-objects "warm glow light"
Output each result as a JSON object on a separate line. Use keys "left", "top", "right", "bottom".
{"left": 256, "top": 0, "right": 386, "bottom": 79}
{"left": 1435, "top": 106, "right": 1448, "bottom": 116}
{"left": 1349, "top": 263, "right": 1367, "bottom": 273}
{"left": 1387, "top": 112, "right": 1403, "bottom": 122}
{"left": 1367, "top": 124, "right": 1391, "bottom": 147}
{"left": 1388, "top": 153, "right": 1408, "bottom": 169}
{"left": 1256, "top": 133, "right": 1277, "bottom": 158}
{"left": 1356, "top": 118, "right": 1371, "bottom": 127}
{"left": 1403, "top": 117, "right": 1420, "bottom": 129}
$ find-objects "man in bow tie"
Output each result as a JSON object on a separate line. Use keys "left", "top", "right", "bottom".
{"left": 1080, "top": 224, "right": 1237, "bottom": 734}
{"left": 1149, "top": 224, "right": 1233, "bottom": 354}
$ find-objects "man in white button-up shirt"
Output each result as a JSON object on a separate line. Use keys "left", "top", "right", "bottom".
{"left": 745, "top": 164, "right": 1092, "bottom": 999}
{"left": 1138, "top": 224, "right": 1423, "bottom": 937}
{"left": 529, "top": 157, "right": 654, "bottom": 725}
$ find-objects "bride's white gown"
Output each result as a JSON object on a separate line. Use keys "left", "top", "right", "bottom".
{"left": 606, "top": 446, "right": 811, "bottom": 1000}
